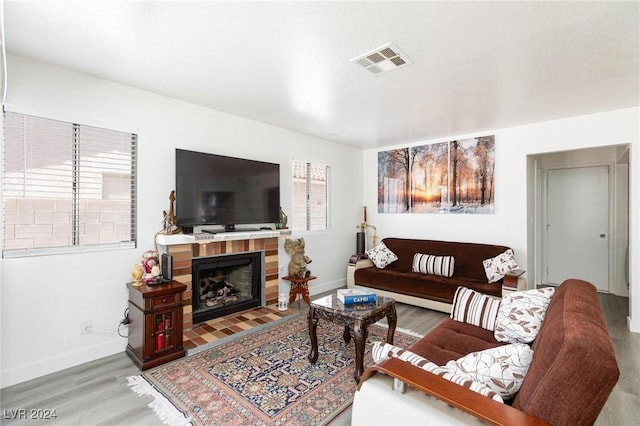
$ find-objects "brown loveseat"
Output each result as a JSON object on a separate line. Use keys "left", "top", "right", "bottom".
{"left": 352, "top": 279, "right": 619, "bottom": 425}
{"left": 347, "top": 238, "right": 514, "bottom": 313}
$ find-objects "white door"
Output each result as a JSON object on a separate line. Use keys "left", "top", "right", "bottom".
{"left": 546, "top": 166, "right": 609, "bottom": 291}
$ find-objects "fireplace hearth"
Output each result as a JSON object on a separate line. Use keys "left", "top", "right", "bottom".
{"left": 192, "top": 251, "right": 264, "bottom": 324}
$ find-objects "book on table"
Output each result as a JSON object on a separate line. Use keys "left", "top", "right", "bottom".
{"left": 337, "top": 288, "right": 377, "bottom": 305}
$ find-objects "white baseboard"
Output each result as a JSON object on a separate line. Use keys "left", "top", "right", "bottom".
{"left": 628, "top": 316, "right": 640, "bottom": 334}
{"left": 1, "top": 339, "right": 126, "bottom": 388}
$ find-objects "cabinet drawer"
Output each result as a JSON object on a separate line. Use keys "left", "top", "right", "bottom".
{"left": 150, "top": 294, "right": 178, "bottom": 309}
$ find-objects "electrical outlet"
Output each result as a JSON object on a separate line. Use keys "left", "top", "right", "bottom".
{"left": 80, "top": 320, "right": 92, "bottom": 335}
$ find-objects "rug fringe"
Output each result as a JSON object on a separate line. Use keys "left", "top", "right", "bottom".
{"left": 374, "top": 321, "right": 425, "bottom": 338}
{"left": 395, "top": 326, "right": 424, "bottom": 338}
{"left": 127, "top": 375, "right": 193, "bottom": 426}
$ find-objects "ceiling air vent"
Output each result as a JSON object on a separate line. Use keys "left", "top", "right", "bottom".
{"left": 350, "top": 43, "right": 412, "bottom": 76}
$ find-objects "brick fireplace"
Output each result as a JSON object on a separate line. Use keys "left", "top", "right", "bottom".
{"left": 159, "top": 234, "right": 280, "bottom": 331}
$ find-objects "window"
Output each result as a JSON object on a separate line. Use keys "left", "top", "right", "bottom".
{"left": 292, "top": 160, "right": 330, "bottom": 231}
{"left": 2, "top": 111, "right": 137, "bottom": 257}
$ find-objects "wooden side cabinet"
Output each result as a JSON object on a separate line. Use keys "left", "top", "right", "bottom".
{"left": 126, "top": 281, "right": 187, "bottom": 370}
{"left": 502, "top": 269, "right": 527, "bottom": 296}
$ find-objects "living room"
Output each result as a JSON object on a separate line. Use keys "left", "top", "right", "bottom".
{"left": 0, "top": 1, "right": 638, "bottom": 424}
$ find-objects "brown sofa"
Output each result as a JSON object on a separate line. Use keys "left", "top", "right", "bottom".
{"left": 347, "top": 238, "right": 514, "bottom": 313}
{"left": 353, "top": 279, "right": 620, "bottom": 425}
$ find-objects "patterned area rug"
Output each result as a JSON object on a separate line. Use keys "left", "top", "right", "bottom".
{"left": 130, "top": 314, "right": 421, "bottom": 426}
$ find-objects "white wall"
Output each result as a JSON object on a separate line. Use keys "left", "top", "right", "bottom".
{"left": 363, "top": 107, "right": 639, "bottom": 332}
{"left": 0, "top": 54, "right": 363, "bottom": 387}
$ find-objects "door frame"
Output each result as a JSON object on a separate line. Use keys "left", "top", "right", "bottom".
{"left": 541, "top": 163, "right": 615, "bottom": 292}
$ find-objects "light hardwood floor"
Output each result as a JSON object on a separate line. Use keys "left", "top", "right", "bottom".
{"left": 1, "top": 293, "right": 637, "bottom": 425}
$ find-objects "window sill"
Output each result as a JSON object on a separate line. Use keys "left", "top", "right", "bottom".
{"left": 2, "top": 241, "right": 136, "bottom": 259}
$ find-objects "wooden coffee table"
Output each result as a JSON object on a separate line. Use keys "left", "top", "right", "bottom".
{"left": 307, "top": 294, "right": 397, "bottom": 383}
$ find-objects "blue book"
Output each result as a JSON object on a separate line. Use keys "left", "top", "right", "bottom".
{"left": 337, "top": 289, "right": 377, "bottom": 305}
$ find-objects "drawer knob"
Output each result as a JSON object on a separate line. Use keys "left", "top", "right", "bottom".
{"left": 162, "top": 298, "right": 168, "bottom": 303}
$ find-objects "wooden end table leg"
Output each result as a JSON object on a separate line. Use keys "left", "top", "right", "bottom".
{"left": 301, "top": 281, "right": 310, "bottom": 305}
{"left": 386, "top": 304, "right": 397, "bottom": 345}
{"left": 352, "top": 319, "right": 367, "bottom": 383}
{"left": 289, "top": 282, "right": 297, "bottom": 304}
{"left": 307, "top": 306, "right": 319, "bottom": 364}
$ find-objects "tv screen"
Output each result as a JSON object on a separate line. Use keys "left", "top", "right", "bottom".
{"left": 175, "top": 149, "right": 280, "bottom": 231}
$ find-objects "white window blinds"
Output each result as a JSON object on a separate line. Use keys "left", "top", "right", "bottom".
{"left": 2, "top": 111, "right": 137, "bottom": 257}
{"left": 292, "top": 160, "right": 330, "bottom": 231}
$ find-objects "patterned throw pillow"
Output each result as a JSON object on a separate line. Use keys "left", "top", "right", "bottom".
{"left": 366, "top": 242, "right": 398, "bottom": 269}
{"left": 483, "top": 249, "right": 518, "bottom": 283}
{"left": 450, "top": 286, "right": 501, "bottom": 331}
{"left": 444, "top": 343, "right": 533, "bottom": 399}
{"left": 371, "top": 342, "right": 504, "bottom": 403}
{"left": 412, "top": 253, "right": 455, "bottom": 277}
{"left": 494, "top": 287, "right": 556, "bottom": 343}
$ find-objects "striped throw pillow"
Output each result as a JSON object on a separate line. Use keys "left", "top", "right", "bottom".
{"left": 450, "top": 286, "right": 501, "bottom": 331}
{"left": 412, "top": 253, "right": 455, "bottom": 277}
{"left": 371, "top": 342, "right": 504, "bottom": 403}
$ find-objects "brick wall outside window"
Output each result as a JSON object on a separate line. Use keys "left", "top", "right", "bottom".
{"left": 2, "top": 111, "right": 137, "bottom": 257}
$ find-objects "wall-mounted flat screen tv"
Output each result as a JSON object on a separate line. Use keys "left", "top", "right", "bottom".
{"left": 175, "top": 149, "right": 280, "bottom": 232}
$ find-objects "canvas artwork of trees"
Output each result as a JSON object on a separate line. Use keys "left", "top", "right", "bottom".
{"left": 378, "top": 135, "right": 495, "bottom": 214}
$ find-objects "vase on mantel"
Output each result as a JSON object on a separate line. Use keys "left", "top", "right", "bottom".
{"left": 277, "top": 207, "right": 288, "bottom": 229}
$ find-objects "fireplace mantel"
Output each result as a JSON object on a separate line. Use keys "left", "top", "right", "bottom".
{"left": 156, "top": 230, "right": 286, "bottom": 247}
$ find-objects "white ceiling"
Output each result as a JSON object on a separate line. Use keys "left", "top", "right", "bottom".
{"left": 3, "top": 1, "right": 639, "bottom": 149}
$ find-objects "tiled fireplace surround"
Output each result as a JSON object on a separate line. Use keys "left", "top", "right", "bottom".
{"left": 160, "top": 234, "right": 281, "bottom": 334}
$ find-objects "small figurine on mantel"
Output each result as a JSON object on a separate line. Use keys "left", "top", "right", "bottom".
{"left": 162, "top": 190, "right": 183, "bottom": 234}
{"left": 276, "top": 206, "right": 289, "bottom": 229}
{"left": 284, "top": 237, "right": 312, "bottom": 278}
